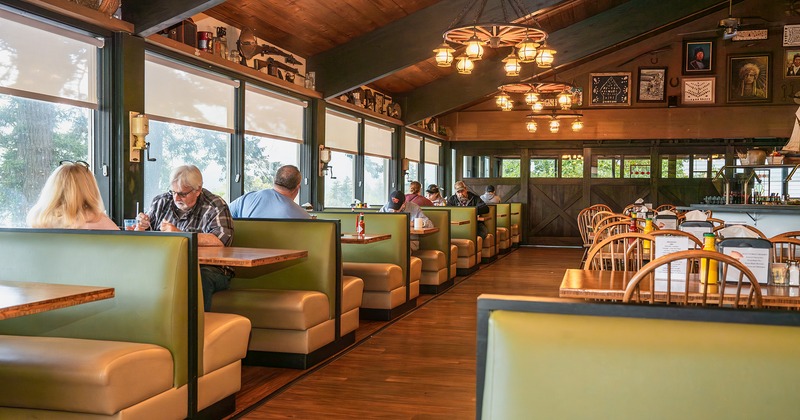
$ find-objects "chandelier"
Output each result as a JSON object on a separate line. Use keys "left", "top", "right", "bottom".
{"left": 526, "top": 110, "right": 584, "bottom": 134}
{"left": 433, "top": 0, "right": 555, "bottom": 76}
{"left": 496, "top": 81, "right": 583, "bottom": 134}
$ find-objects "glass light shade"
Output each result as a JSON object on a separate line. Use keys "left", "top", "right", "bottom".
{"left": 526, "top": 120, "right": 537, "bottom": 133}
{"left": 500, "top": 100, "right": 514, "bottom": 111}
{"left": 571, "top": 119, "right": 584, "bottom": 131}
{"left": 536, "top": 47, "right": 556, "bottom": 68}
{"left": 495, "top": 92, "right": 511, "bottom": 108}
{"left": 532, "top": 102, "right": 544, "bottom": 112}
{"left": 433, "top": 43, "right": 455, "bottom": 67}
{"left": 557, "top": 91, "right": 572, "bottom": 110}
{"left": 465, "top": 34, "right": 484, "bottom": 60}
{"left": 524, "top": 91, "right": 540, "bottom": 105}
{"left": 516, "top": 37, "right": 540, "bottom": 63}
{"left": 549, "top": 119, "right": 560, "bottom": 133}
{"left": 502, "top": 53, "right": 521, "bottom": 76}
{"left": 455, "top": 55, "right": 474, "bottom": 74}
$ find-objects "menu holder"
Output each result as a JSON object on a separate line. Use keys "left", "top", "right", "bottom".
{"left": 718, "top": 238, "right": 772, "bottom": 285}
{"left": 654, "top": 236, "right": 690, "bottom": 279}
{"left": 680, "top": 221, "right": 713, "bottom": 243}
{"left": 655, "top": 214, "right": 677, "bottom": 230}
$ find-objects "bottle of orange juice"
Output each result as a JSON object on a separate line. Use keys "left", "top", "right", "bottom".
{"left": 699, "top": 233, "right": 718, "bottom": 284}
{"left": 642, "top": 218, "right": 653, "bottom": 251}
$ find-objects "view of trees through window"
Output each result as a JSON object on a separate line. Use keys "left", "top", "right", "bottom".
{"left": 324, "top": 151, "right": 355, "bottom": 207}
{"left": 501, "top": 159, "right": 520, "bottom": 177}
{"left": 364, "top": 155, "right": 390, "bottom": 207}
{"left": 244, "top": 135, "right": 300, "bottom": 196}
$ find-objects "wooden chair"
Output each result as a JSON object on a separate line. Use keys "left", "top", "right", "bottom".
{"left": 713, "top": 224, "right": 767, "bottom": 239}
{"left": 650, "top": 230, "right": 703, "bottom": 249}
{"left": 770, "top": 237, "right": 800, "bottom": 263}
{"left": 586, "top": 204, "right": 612, "bottom": 213}
{"left": 577, "top": 207, "right": 598, "bottom": 265}
{"left": 622, "top": 250, "right": 763, "bottom": 309}
{"left": 770, "top": 231, "right": 800, "bottom": 240}
{"left": 622, "top": 204, "right": 637, "bottom": 215}
{"left": 594, "top": 214, "right": 630, "bottom": 233}
{"left": 585, "top": 232, "right": 655, "bottom": 271}
{"left": 706, "top": 217, "right": 725, "bottom": 229}
{"left": 592, "top": 220, "right": 632, "bottom": 247}
{"left": 655, "top": 204, "right": 676, "bottom": 212}
{"left": 590, "top": 211, "right": 614, "bottom": 231}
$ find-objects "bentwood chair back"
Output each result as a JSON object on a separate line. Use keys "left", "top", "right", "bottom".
{"left": 622, "top": 250, "right": 763, "bottom": 309}
{"left": 655, "top": 204, "right": 677, "bottom": 212}
{"left": 713, "top": 224, "right": 767, "bottom": 239}
{"left": 594, "top": 214, "right": 631, "bottom": 233}
{"left": 592, "top": 220, "right": 633, "bottom": 246}
{"left": 769, "top": 237, "right": 800, "bottom": 263}
{"left": 650, "top": 230, "right": 703, "bottom": 249}
{"left": 590, "top": 211, "right": 614, "bottom": 230}
{"left": 585, "top": 232, "right": 655, "bottom": 271}
{"left": 771, "top": 231, "right": 800, "bottom": 240}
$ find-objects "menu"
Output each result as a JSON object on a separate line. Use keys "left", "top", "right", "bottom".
{"left": 721, "top": 247, "right": 770, "bottom": 285}
{"left": 654, "top": 236, "right": 690, "bottom": 279}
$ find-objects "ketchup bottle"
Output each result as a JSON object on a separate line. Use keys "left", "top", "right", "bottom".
{"left": 356, "top": 213, "right": 365, "bottom": 236}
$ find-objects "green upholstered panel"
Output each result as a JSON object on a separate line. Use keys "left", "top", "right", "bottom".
{"left": 418, "top": 208, "right": 451, "bottom": 270}
{"left": 495, "top": 204, "right": 510, "bottom": 229}
{"left": 482, "top": 309, "right": 800, "bottom": 419}
{"left": 0, "top": 230, "right": 196, "bottom": 388}
{"left": 484, "top": 205, "right": 497, "bottom": 235}
{"left": 509, "top": 203, "right": 522, "bottom": 228}
{"left": 229, "top": 219, "right": 339, "bottom": 318}
{"left": 317, "top": 212, "right": 409, "bottom": 283}
{"left": 449, "top": 207, "right": 477, "bottom": 241}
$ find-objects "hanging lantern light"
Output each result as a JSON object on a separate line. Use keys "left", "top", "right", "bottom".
{"left": 455, "top": 55, "right": 474, "bottom": 74}
{"left": 500, "top": 100, "right": 514, "bottom": 111}
{"left": 516, "top": 36, "right": 540, "bottom": 63}
{"left": 495, "top": 91, "right": 511, "bottom": 108}
{"left": 536, "top": 46, "right": 556, "bottom": 68}
{"left": 464, "top": 33, "right": 484, "bottom": 60}
{"left": 526, "top": 120, "right": 537, "bottom": 133}
{"left": 557, "top": 91, "right": 573, "bottom": 110}
{"left": 532, "top": 101, "right": 544, "bottom": 112}
{"left": 524, "top": 91, "right": 540, "bottom": 105}
{"left": 502, "top": 53, "right": 522, "bottom": 76}
{"left": 549, "top": 118, "right": 560, "bottom": 133}
{"left": 433, "top": 42, "right": 455, "bottom": 67}
{"left": 571, "top": 118, "right": 584, "bottom": 131}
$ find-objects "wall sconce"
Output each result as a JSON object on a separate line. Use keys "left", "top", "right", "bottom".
{"left": 319, "top": 145, "right": 332, "bottom": 177}
{"left": 129, "top": 112, "right": 155, "bottom": 162}
{"left": 401, "top": 158, "right": 410, "bottom": 176}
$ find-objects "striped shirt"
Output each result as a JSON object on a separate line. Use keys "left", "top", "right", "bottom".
{"left": 147, "top": 188, "right": 234, "bottom": 247}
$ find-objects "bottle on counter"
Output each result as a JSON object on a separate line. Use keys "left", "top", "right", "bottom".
{"left": 700, "top": 233, "right": 718, "bottom": 284}
{"left": 214, "top": 27, "right": 229, "bottom": 60}
{"left": 356, "top": 213, "right": 365, "bottom": 236}
{"left": 642, "top": 218, "right": 653, "bottom": 252}
{"left": 789, "top": 260, "right": 800, "bottom": 286}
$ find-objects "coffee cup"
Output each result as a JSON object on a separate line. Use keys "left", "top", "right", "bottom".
{"left": 414, "top": 218, "right": 424, "bottom": 230}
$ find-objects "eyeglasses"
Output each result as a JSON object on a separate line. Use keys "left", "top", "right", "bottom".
{"left": 169, "top": 189, "right": 195, "bottom": 198}
{"left": 59, "top": 160, "right": 90, "bottom": 169}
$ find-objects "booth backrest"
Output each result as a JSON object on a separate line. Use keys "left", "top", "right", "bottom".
{"left": 449, "top": 207, "right": 478, "bottom": 242}
{"left": 315, "top": 211, "right": 409, "bottom": 283}
{"left": 477, "top": 294, "right": 800, "bottom": 419}
{"left": 418, "top": 207, "right": 452, "bottom": 268}
{"left": 495, "top": 204, "right": 510, "bottom": 229}
{"left": 510, "top": 203, "right": 522, "bottom": 227}
{"left": 230, "top": 219, "right": 340, "bottom": 319}
{"left": 0, "top": 229, "right": 199, "bottom": 388}
{"left": 485, "top": 205, "right": 497, "bottom": 236}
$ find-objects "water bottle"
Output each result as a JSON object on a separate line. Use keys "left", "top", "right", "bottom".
{"left": 789, "top": 261, "right": 800, "bottom": 286}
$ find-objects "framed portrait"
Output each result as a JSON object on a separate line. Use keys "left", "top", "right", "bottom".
{"left": 683, "top": 40, "right": 713, "bottom": 75}
{"left": 590, "top": 72, "right": 630, "bottom": 106}
{"left": 637, "top": 67, "right": 667, "bottom": 102}
{"left": 375, "top": 92, "right": 385, "bottom": 114}
{"left": 727, "top": 53, "right": 770, "bottom": 103}
{"left": 785, "top": 49, "right": 800, "bottom": 77}
{"left": 569, "top": 86, "right": 583, "bottom": 107}
{"left": 682, "top": 77, "right": 715, "bottom": 105}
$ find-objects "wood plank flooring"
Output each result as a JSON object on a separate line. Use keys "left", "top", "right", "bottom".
{"left": 230, "top": 246, "right": 582, "bottom": 419}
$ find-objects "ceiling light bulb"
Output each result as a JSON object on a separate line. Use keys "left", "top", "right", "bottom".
{"left": 433, "top": 42, "right": 455, "bottom": 67}
{"left": 516, "top": 36, "right": 540, "bottom": 63}
{"left": 495, "top": 92, "right": 510, "bottom": 108}
{"left": 526, "top": 120, "right": 537, "bottom": 133}
{"left": 465, "top": 34, "right": 484, "bottom": 60}
{"left": 501, "top": 100, "right": 514, "bottom": 111}
{"left": 536, "top": 47, "right": 556, "bottom": 68}
{"left": 502, "top": 53, "right": 521, "bottom": 77}
{"left": 455, "top": 55, "right": 474, "bottom": 74}
{"left": 572, "top": 119, "right": 584, "bottom": 131}
{"left": 532, "top": 102, "right": 544, "bottom": 112}
{"left": 557, "top": 91, "right": 573, "bottom": 110}
{"left": 525, "top": 91, "right": 540, "bottom": 105}
{"left": 549, "top": 118, "right": 560, "bottom": 133}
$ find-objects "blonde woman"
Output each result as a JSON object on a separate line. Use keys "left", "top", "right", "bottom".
{"left": 405, "top": 180, "right": 434, "bottom": 206}
{"left": 27, "top": 160, "right": 118, "bottom": 230}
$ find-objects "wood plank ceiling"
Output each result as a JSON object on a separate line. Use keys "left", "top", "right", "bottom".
{"left": 123, "top": 0, "right": 750, "bottom": 123}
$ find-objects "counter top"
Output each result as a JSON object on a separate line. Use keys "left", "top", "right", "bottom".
{"left": 680, "top": 204, "right": 800, "bottom": 213}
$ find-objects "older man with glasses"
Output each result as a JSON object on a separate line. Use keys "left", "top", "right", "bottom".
{"left": 136, "top": 164, "right": 234, "bottom": 311}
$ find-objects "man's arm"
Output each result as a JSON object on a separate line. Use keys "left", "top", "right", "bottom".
{"left": 475, "top": 199, "right": 490, "bottom": 215}
{"left": 198, "top": 233, "right": 224, "bottom": 247}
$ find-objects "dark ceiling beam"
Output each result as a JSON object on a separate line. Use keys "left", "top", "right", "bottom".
{"left": 122, "top": 0, "right": 226, "bottom": 37}
{"left": 402, "top": 0, "right": 727, "bottom": 123}
{"left": 308, "top": 0, "right": 566, "bottom": 100}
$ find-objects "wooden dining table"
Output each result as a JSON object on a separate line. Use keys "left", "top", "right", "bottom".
{"left": 0, "top": 280, "right": 115, "bottom": 320}
{"left": 559, "top": 268, "right": 800, "bottom": 309}
{"left": 340, "top": 233, "right": 391, "bottom": 244}
{"left": 450, "top": 220, "right": 470, "bottom": 225}
{"left": 198, "top": 246, "right": 308, "bottom": 267}
{"left": 410, "top": 227, "right": 439, "bottom": 235}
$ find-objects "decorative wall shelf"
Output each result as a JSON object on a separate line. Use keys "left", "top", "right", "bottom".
{"left": 327, "top": 98, "right": 403, "bottom": 126}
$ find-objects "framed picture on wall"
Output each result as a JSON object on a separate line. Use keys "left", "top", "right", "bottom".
{"left": 637, "top": 67, "right": 667, "bottom": 102}
{"left": 590, "top": 72, "right": 630, "bottom": 106}
{"left": 727, "top": 53, "right": 770, "bottom": 103}
{"left": 682, "top": 77, "right": 715, "bottom": 105}
{"left": 375, "top": 92, "right": 385, "bottom": 114}
{"left": 683, "top": 40, "right": 713, "bottom": 75}
{"left": 785, "top": 49, "right": 800, "bottom": 77}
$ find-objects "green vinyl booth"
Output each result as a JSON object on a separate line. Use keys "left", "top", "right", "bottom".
{"left": 212, "top": 218, "right": 358, "bottom": 370}
{"left": 315, "top": 211, "right": 417, "bottom": 321}
{"left": 495, "top": 203, "right": 511, "bottom": 253}
{"left": 482, "top": 205, "right": 497, "bottom": 263}
{"left": 509, "top": 203, "right": 522, "bottom": 246}
{"left": 416, "top": 207, "right": 454, "bottom": 294}
{"left": 477, "top": 294, "right": 800, "bottom": 419}
{"left": 449, "top": 206, "right": 481, "bottom": 275}
{"left": 0, "top": 229, "right": 251, "bottom": 420}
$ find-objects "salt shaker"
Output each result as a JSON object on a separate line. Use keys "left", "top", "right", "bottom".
{"left": 789, "top": 260, "right": 800, "bottom": 286}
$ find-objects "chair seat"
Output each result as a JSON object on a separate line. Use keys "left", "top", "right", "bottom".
{"left": 211, "top": 289, "right": 329, "bottom": 330}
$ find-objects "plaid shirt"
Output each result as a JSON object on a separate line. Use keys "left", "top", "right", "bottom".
{"left": 147, "top": 188, "right": 234, "bottom": 247}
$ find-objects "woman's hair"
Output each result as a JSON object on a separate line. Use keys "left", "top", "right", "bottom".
{"left": 426, "top": 184, "right": 440, "bottom": 196}
{"left": 27, "top": 162, "right": 107, "bottom": 229}
{"left": 409, "top": 181, "right": 422, "bottom": 195}
{"left": 170, "top": 164, "right": 203, "bottom": 191}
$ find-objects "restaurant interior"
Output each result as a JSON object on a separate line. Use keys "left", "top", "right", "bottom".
{"left": 2, "top": 0, "right": 800, "bottom": 419}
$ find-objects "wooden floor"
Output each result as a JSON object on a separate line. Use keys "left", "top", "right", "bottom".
{"left": 229, "top": 246, "right": 582, "bottom": 419}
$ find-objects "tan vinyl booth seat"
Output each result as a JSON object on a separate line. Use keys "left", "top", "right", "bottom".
{"left": 317, "top": 212, "right": 415, "bottom": 321}
{"left": 495, "top": 203, "right": 511, "bottom": 253}
{"left": 510, "top": 203, "right": 522, "bottom": 246}
{"left": 481, "top": 205, "right": 497, "bottom": 262}
{"left": 449, "top": 207, "right": 481, "bottom": 275}
{"left": 212, "top": 219, "right": 355, "bottom": 369}
{"left": 416, "top": 208, "right": 454, "bottom": 293}
{"left": 477, "top": 294, "right": 800, "bottom": 420}
{"left": 0, "top": 229, "right": 250, "bottom": 419}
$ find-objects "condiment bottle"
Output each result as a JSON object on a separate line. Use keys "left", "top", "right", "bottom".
{"left": 790, "top": 260, "right": 800, "bottom": 286}
{"left": 356, "top": 213, "right": 365, "bottom": 236}
{"left": 700, "top": 233, "right": 718, "bottom": 284}
{"left": 642, "top": 218, "right": 653, "bottom": 252}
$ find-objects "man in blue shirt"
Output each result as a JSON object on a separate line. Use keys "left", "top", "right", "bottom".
{"left": 229, "top": 165, "right": 310, "bottom": 219}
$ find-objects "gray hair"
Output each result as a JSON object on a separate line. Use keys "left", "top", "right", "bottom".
{"left": 170, "top": 165, "right": 203, "bottom": 190}
{"left": 274, "top": 165, "right": 302, "bottom": 190}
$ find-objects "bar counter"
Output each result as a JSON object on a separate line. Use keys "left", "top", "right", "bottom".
{"left": 679, "top": 204, "right": 800, "bottom": 237}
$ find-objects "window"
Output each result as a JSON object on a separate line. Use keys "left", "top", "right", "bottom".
{"left": 462, "top": 155, "right": 490, "bottom": 178}
{"left": 405, "top": 133, "right": 421, "bottom": 192}
{"left": 530, "top": 158, "right": 557, "bottom": 178}
{"left": 660, "top": 154, "right": 723, "bottom": 179}
{"left": 624, "top": 157, "right": 651, "bottom": 178}
{"left": 324, "top": 111, "right": 358, "bottom": 207}
{"left": 593, "top": 155, "right": 650, "bottom": 178}
{"left": 424, "top": 140, "right": 440, "bottom": 188}
{"left": 243, "top": 86, "right": 305, "bottom": 194}
{"left": 364, "top": 122, "right": 392, "bottom": 206}
{"left": 594, "top": 156, "right": 621, "bottom": 178}
{"left": 143, "top": 54, "right": 237, "bottom": 204}
{"left": 561, "top": 156, "right": 584, "bottom": 178}
{"left": 500, "top": 158, "right": 521, "bottom": 178}
{"left": 0, "top": 10, "right": 102, "bottom": 227}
